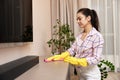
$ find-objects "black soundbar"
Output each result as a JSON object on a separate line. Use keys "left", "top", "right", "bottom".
{"left": 0, "top": 56, "right": 39, "bottom": 80}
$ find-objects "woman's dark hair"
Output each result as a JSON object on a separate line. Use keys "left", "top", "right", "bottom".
{"left": 77, "top": 8, "right": 100, "bottom": 31}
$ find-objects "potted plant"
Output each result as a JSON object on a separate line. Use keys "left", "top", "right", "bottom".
{"left": 98, "top": 60, "right": 115, "bottom": 80}
{"left": 47, "top": 19, "right": 75, "bottom": 55}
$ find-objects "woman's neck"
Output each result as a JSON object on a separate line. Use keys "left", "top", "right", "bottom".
{"left": 83, "top": 24, "right": 92, "bottom": 33}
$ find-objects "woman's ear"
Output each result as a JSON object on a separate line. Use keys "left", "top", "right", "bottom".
{"left": 87, "top": 16, "right": 91, "bottom": 22}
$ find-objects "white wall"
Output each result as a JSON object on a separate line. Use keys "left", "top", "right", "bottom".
{"left": 0, "top": 0, "right": 51, "bottom": 65}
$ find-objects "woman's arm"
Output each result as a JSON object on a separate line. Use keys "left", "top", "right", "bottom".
{"left": 67, "top": 40, "right": 77, "bottom": 56}
{"left": 86, "top": 35, "right": 104, "bottom": 65}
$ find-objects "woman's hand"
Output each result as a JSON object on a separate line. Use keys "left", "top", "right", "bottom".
{"left": 44, "top": 55, "right": 63, "bottom": 62}
{"left": 44, "top": 51, "right": 70, "bottom": 62}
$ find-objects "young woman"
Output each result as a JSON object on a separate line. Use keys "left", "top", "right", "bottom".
{"left": 45, "top": 8, "right": 104, "bottom": 80}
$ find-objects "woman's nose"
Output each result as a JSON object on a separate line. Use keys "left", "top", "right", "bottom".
{"left": 77, "top": 20, "right": 80, "bottom": 23}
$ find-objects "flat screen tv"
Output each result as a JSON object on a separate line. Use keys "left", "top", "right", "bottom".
{"left": 0, "top": 0, "right": 33, "bottom": 43}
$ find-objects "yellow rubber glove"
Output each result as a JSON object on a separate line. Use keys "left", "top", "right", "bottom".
{"left": 45, "top": 51, "right": 70, "bottom": 62}
{"left": 53, "top": 51, "right": 70, "bottom": 60}
{"left": 64, "top": 56, "right": 88, "bottom": 67}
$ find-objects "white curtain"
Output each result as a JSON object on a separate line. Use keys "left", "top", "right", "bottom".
{"left": 50, "top": 0, "right": 120, "bottom": 72}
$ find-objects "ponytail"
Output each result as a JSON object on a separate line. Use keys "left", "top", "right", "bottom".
{"left": 77, "top": 8, "right": 100, "bottom": 31}
{"left": 90, "top": 10, "right": 100, "bottom": 31}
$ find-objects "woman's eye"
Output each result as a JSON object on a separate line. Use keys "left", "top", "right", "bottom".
{"left": 77, "top": 18, "right": 81, "bottom": 21}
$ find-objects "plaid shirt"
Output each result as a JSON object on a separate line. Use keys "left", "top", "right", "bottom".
{"left": 68, "top": 27, "right": 104, "bottom": 65}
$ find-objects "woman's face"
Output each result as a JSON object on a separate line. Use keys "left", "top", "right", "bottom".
{"left": 76, "top": 12, "right": 91, "bottom": 28}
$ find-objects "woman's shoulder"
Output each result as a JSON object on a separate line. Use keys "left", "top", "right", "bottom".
{"left": 92, "top": 28, "right": 103, "bottom": 36}
{"left": 92, "top": 28, "right": 104, "bottom": 42}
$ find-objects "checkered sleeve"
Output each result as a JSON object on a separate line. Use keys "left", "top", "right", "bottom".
{"left": 67, "top": 41, "right": 77, "bottom": 56}
{"left": 86, "top": 34, "right": 104, "bottom": 65}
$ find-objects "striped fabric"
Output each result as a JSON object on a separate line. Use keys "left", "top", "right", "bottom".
{"left": 68, "top": 27, "right": 104, "bottom": 65}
